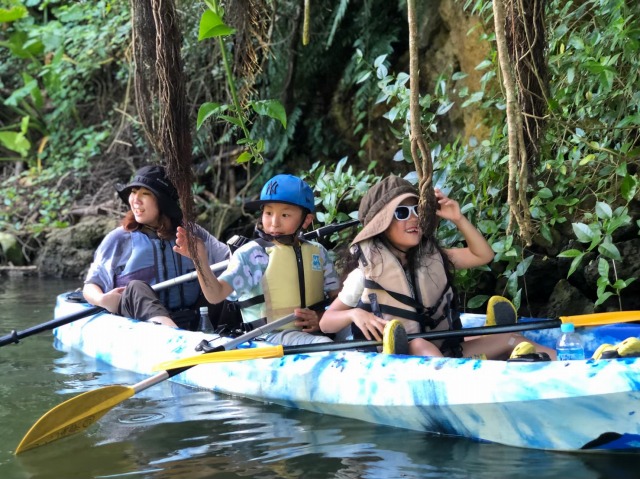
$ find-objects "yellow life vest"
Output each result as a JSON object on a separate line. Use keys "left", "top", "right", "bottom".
{"left": 355, "top": 239, "right": 458, "bottom": 349}
{"left": 239, "top": 240, "right": 326, "bottom": 329}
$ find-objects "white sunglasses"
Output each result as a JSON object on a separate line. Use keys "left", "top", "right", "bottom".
{"left": 394, "top": 205, "right": 419, "bottom": 221}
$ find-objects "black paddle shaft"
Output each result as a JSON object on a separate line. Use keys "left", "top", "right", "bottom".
{"left": 0, "top": 305, "right": 104, "bottom": 346}
{"left": 280, "top": 319, "right": 563, "bottom": 355}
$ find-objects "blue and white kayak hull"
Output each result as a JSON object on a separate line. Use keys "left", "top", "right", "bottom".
{"left": 52, "top": 294, "right": 640, "bottom": 453}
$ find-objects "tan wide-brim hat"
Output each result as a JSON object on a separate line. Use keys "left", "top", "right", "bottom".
{"left": 351, "top": 176, "right": 419, "bottom": 246}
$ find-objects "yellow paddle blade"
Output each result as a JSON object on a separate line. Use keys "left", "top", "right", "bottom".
{"left": 153, "top": 345, "right": 285, "bottom": 371}
{"left": 563, "top": 311, "right": 640, "bottom": 327}
{"left": 15, "top": 385, "right": 134, "bottom": 455}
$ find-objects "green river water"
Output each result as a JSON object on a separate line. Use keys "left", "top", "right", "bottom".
{"left": 1, "top": 276, "right": 639, "bottom": 478}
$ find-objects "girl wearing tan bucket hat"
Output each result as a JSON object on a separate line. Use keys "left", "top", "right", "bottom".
{"left": 320, "top": 175, "right": 556, "bottom": 360}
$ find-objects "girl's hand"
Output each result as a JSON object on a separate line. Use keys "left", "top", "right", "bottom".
{"left": 434, "top": 188, "right": 462, "bottom": 223}
{"left": 351, "top": 309, "right": 387, "bottom": 341}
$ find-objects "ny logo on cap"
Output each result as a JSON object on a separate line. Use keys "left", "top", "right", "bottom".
{"left": 265, "top": 180, "right": 278, "bottom": 196}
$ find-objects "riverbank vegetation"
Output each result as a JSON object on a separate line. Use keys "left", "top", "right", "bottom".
{"left": 0, "top": 0, "right": 638, "bottom": 314}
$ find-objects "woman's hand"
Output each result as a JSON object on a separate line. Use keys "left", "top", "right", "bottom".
{"left": 101, "top": 287, "right": 125, "bottom": 313}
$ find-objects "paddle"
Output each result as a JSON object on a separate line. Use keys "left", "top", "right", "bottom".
{"left": 14, "top": 312, "right": 297, "bottom": 454}
{"left": 0, "top": 219, "right": 360, "bottom": 348}
{"left": 152, "top": 310, "right": 640, "bottom": 370}
{"left": 0, "top": 259, "right": 229, "bottom": 347}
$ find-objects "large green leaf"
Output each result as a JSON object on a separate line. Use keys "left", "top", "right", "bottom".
{"left": 0, "top": 131, "right": 31, "bottom": 157}
{"left": 250, "top": 100, "right": 287, "bottom": 129}
{"left": 198, "top": 10, "right": 235, "bottom": 41}
{"left": 598, "top": 242, "right": 621, "bottom": 261}
{"left": 0, "top": 6, "right": 28, "bottom": 23}
{"left": 196, "top": 102, "right": 224, "bottom": 130}
{"left": 572, "top": 223, "right": 594, "bottom": 243}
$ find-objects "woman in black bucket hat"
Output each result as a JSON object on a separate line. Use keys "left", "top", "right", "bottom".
{"left": 82, "top": 165, "right": 229, "bottom": 328}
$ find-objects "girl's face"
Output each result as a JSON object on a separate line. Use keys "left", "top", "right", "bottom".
{"left": 129, "top": 187, "right": 161, "bottom": 228}
{"left": 384, "top": 198, "right": 421, "bottom": 251}
{"left": 261, "top": 202, "right": 312, "bottom": 238}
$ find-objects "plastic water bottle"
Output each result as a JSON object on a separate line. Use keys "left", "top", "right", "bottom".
{"left": 556, "top": 323, "right": 585, "bottom": 360}
{"left": 198, "top": 306, "right": 214, "bottom": 333}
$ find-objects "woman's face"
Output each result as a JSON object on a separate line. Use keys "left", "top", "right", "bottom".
{"left": 384, "top": 197, "right": 421, "bottom": 251}
{"left": 129, "top": 187, "right": 161, "bottom": 227}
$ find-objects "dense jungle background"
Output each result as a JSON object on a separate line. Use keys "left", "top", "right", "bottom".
{"left": 0, "top": 0, "right": 639, "bottom": 318}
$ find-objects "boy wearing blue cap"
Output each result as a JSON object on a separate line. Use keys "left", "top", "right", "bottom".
{"left": 174, "top": 174, "right": 339, "bottom": 345}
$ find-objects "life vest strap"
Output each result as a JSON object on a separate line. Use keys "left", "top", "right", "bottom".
{"left": 364, "top": 279, "right": 419, "bottom": 310}
{"left": 236, "top": 294, "right": 265, "bottom": 309}
{"left": 357, "top": 300, "right": 420, "bottom": 322}
{"left": 363, "top": 278, "right": 455, "bottom": 331}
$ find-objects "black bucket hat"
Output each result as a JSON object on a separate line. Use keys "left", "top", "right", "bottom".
{"left": 115, "top": 165, "right": 182, "bottom": 220}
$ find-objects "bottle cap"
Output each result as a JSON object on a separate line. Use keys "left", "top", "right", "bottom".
{"left": 560, "top": 323, "right": 575, "bottom": 333}
{"left": 199, "top": 306, "right": 209, "bottom": 314}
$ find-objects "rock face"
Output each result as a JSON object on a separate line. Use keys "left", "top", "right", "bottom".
{"left": 536, "top": 280, "right": 596, "bottom": 320}
{"left": 36, "top": 216, "right": 119, "bottom": 280}
{"left": 508, "top": 237, "right": 640, "bottom": 317}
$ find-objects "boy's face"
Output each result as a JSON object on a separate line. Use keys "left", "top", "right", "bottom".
{"left": 261, "top": 203, "right": 313, "bottom": 237}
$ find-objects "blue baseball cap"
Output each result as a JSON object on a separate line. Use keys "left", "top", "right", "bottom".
{"left": 245, "top": 174, "right": 315, "bottom": 213}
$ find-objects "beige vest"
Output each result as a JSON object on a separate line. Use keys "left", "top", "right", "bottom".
{"left": 356, "top": 240, "right": 456, "bottom": 342}
{"left": 254, "top": 241, "right": 325, "bottom": 328}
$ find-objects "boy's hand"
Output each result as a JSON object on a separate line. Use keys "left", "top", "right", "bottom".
{"left": 294, "top": 307, "right": 320, "bottom": 332}
{"left": 173, "top": 226, "right": 206, "bottom": 260}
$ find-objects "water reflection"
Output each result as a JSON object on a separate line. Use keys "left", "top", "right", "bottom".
{"left": 3, "top": 277, "right": 640, "bottom": 478}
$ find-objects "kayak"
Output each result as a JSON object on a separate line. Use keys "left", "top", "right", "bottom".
{"left": 52, "top": 292, "right": 640, "bottom": 453}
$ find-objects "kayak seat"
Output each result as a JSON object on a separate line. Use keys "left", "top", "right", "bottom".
{"left": 592, "top": 337, "right": 640, "bottom": 359}
{"left": 65, "top": 289, "right": 88, "bottom": 304}
{"left": 507, "top": 341, "right": 551, "bottom": 362}
{"left": 485, "top": 296, "right": 517, "bottom": 327}
{"left": 382, "top": 319, "right": 409, "bottom": 355}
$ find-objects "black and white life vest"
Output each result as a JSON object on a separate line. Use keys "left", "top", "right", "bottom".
{"left": 353, "top": 239, "right": 462, "bottom": 354}
{"left": 111, "top": 229, "right": 200, "bottom": 310}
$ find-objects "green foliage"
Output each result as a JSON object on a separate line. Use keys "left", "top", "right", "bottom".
{"left": 541, "top": 0, "right": 640, "bottom": 307}
{"left": 301, "top": 156, "right": 379, "bottom": 245}
{"left": 303, "top": 156, "right": 378, "bottom": 221}
{"left": 558, "top": 200, "right": 637, "bottom": 307}
{"left": 196, "top": 0, "right": 286, "bottom": 165}
{"left": 0, "top": 0, "right": 131, "bottom": 237}
{"left": 250, "top": 0, "right": 404, "bottom": 172}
